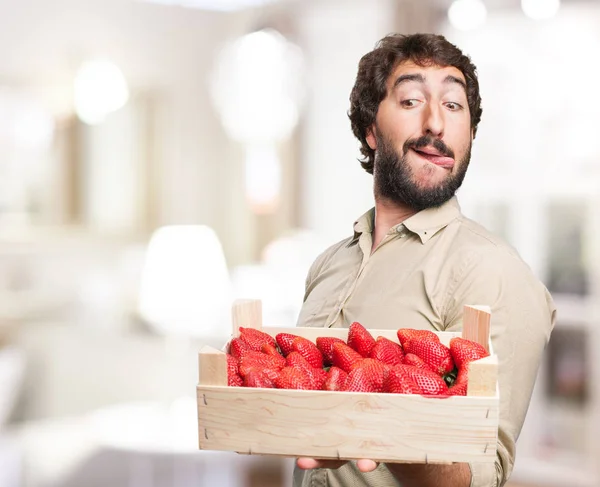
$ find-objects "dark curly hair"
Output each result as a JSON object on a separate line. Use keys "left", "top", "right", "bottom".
{"left": 348, "top": 33, "right": 483, "bottom": 174}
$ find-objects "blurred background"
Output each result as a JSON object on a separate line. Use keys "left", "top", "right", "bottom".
{"left": 0, "top": 0, "right": 598, "bottom": 486}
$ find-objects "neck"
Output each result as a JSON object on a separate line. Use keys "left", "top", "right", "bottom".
{"left": 371, "top": 196, "right": 417, "bottom": 252}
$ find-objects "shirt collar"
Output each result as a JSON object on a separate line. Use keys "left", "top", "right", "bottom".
{"left": 348, "top": 197, "right": 461, "bottom": 246}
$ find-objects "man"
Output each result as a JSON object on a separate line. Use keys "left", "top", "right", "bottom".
{"left": 293, "top": 33, "right": 556, "bottom": 487}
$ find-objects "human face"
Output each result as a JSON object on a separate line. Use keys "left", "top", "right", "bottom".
{"left": 366, "top": 61, "right": 473, "bottom": 210}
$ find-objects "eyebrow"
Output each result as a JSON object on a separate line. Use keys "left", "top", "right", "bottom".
{"left": 392, "top": 73, "right": 467, "bottom": 94}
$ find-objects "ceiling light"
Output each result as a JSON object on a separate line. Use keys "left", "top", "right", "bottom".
{"left": 521, "top": 0, "right": 560, "bottom": 20}
{"left": 448, "top": 0, "right": 487, "bottom": 31}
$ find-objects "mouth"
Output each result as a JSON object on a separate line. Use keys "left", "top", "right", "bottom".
{"left": 411, "top": 147, "right": 455, "bottom": 169}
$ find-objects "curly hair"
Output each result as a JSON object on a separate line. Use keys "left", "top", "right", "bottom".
{"left": 348, "top": 33, "right": 483, "bottom": 174}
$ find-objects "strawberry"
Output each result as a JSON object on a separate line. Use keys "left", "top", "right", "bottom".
{"left": 261, "top": 343, "right": 284, "bottom": 359}
{"left": 291, "top": 336, "right": 324, "bottom": 369}
{"left": 286, "top": 352, "right": 326, "bottom": 390}
{"left": 449, "top": 337, "right": 489, "bottom": 370}
{"left": 331, "top": 342, "right": 363, "bottom": 373}
{"left": 238, "top": 351, "right": 285, "bottom": 378}
{"left": 403, "top": 353, "right": 435, "bottom": 372}
{"left": 316, "top": 337, "right": 345, "bottom": 365}
{"left": 309, "top": 368, "right": 328, "bottom": 390}
{"left": 226, "top": 353, "right": 239, "bottom": 376}
{"left": 243, "top": 370, "right": 275, "bottom": 388}
{"left": 238, "top": 327, "right": 276, "bottom": 352}
{"left": 384, "top": 366, "right": 422, "bottom": 394}
{"left": 227, "top": 354, "right": 243, "bottom": 387}
{"left": 344, "top": 367, "right": 378, "bottom": 393}
{"left": 347, "top": 358, "right": 389, "bottom": 392}
{"left": 348, "top": 322, "right": 376, "bottom": 357}
{"left": 275, "top": 333, "right": 299, "bottom": 357}
{"left": 323, "top": 366, "right": 348, "bottom": 391}
{"left": 369, "top": 336, "right": 404, "bottom": 366}
{"left": 229, "top": 337, "right": 251, "bottom": 359}
{"left": 396, "top": 329, "right": 439, "bottom": 348}
{"left": 274, "top": 366, "right": 313, "bottom": 390}
{"left": 404, "top": 338, "right": 454, "bottom": 375}
{"left": 401, "top": 365, "right": 449, "bottom": 395}
{"left": 229, "top": 373, "right": 243, "bottom": 387}
{"left": 448, "top": 380, "right": 468, "bottom": 396}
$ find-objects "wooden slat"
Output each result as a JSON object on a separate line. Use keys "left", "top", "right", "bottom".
{"left": 467, "top": 355, "right": 498, "bottom": 397}
{"left": 198, "top": 346, "right": 227, "bottom": 386}
{"left": 232, "top": 299, "right": 262, "bottom": 336}
{"left": 197, "top": 385, "right": 499, "bottom": 464}
{"left": 462, "top": 305, "right": 491, "bottom": 352}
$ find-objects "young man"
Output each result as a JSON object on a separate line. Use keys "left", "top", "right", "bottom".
{"left": 293, "top": 33, "right": 556, "bottom": 487}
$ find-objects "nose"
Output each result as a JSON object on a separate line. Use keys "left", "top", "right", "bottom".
{"left": 423, "top": 103, "right": 444, "bottom": 138}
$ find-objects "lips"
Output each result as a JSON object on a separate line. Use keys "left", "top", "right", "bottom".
{"left": 411, "top": 147, "right": 455, "bottom": 169}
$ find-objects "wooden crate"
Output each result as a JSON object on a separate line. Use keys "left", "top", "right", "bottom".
{"left": 197, "top": 300, "right": 499, "bottom": 464}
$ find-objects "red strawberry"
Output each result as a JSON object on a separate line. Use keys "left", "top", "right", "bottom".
{"left": 238, "top": 351, "right": 285, "bottom": 378}
{"left": 316, "top": 337, "right": 345, "bottom": 365}
{"left": 286, "top": 352, "right": 326, "bottom": 390}
{"left": 344, "top": 367, "right": 378, "bottom": 393}
{"left": 243, "top": 370, "right": 275, "bottom": 388}
{"left": 229, "top": 373, "right": 243, "bottom": 387}
{"left": 369, "top": 336, "right": 404, "bottom": 366}
{"left": 348, "top": 322, "right": 376, "bottom": 357}
{"left": 323, "top": 366, "right": 348, "bottom": 391}
{"left": 229, "top": 337, "right": 251, "bottom": 359}
{"left": 227, "top": 354, "right": 243, "bottom": 387}
{"left": 403, "top": 353, "right": 435, "bottom": 372}
{"left": 396, "top": 329, "right": 439, "bottom": 348}
{"left": 274, "top": 366, "right": 313, "bottom": 390}
{"left": 291, "top": 336, "right": 324, "bottom": 369}
{"left": 347, "top": 358, "right": 389, "bottom": 392}
{"left": 401, "top": 365, "right": 449, "bottom": 395}
{"left": 448, "top": 380, "right": 468, "bottom": 396}
{"left": 275, "top": 333, "right": 299, "bottom": 357}
{"left": 384, "top": 366, "right": 422, "bottom": 394}
{"left": 226, "top": 353, "right": 239, "bottom": 376}
{"left": 404, "top": 338, "right": 454, "bottom": 375}
{"left": 309, "top": 368, "right": 328, "bottom": 390}
{"left": 261, "top": 343, "right": 284, "bottom": 359}
{"left": 332, "top": 342, "right": 363, "bottom": 373}
{"left": 449, "top": 337, "right": 489, "bottom": 370}
{"left": 238, "top": 327, "right": 276, "bottom": 352}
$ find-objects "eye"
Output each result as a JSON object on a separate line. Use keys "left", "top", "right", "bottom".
{"left": 400, "top": 99, "right": 419, "bottom": 108}
{"left": 444, "top": 101, "right": 464, "bottom": 111}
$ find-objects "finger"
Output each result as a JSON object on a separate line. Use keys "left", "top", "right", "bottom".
{"left": 296, "top": 458, "right": 346, "bottom": 470}
{"left": 356, "top": 459, "right": 379, "bottom": 472}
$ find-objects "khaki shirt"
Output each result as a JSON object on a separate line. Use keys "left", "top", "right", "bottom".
{"left": 293, "top": 196, "right": 556, "bottom": 487}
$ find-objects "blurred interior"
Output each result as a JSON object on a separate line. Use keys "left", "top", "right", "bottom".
{"left": 0, "top": 0, "right": 598, "bottom": 486}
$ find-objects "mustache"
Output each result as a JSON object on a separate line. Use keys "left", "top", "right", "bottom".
{"left": 405, "top": 135, "right": 455, "bottom": 159}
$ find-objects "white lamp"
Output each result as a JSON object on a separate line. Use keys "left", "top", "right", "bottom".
{"left": 138, "top": 225, "right": 232, "bottom": 340}
{"left": 74, "top": 59, "right": 129, "bottom": 125}
{"left": 210, "top": 28, "right": 304, "bottom": 213}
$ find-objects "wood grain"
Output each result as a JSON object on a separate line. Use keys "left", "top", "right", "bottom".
{"left": 462, "top": 305, "right": 491, "bottom": 352}
{"left": 197, "top": 385, "right": 499, "bottom": 464}
{"left": 198, "top": 346, "right": 227, "bottom": 386}
{"left": 232, "top": 299, "right": 262, "bottom": 336}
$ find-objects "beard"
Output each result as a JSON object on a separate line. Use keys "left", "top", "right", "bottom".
{"left": 373, "top": 132, "right": 471, "bottom": 212}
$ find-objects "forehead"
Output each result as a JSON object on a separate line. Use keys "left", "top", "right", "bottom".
{"left": 386, "top": 60, "right": 467, "bottom": 91}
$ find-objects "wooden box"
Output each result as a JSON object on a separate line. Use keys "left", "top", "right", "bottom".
{"left": 197, "top": 300, "right": 499, "bottom": 464}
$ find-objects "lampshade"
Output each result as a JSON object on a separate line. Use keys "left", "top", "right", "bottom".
{"left": 74, "top": 59, "right": 129, "bottom": 125}
{"left": 138, "top": 225, "right": 232, "bottom": 339}
{"left": 209, "top": 28, "right": 305, "bottom": 144}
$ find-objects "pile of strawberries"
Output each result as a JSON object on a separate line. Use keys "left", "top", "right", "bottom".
{"left": 226, "top": 322, "right": 489, "bottom": 396}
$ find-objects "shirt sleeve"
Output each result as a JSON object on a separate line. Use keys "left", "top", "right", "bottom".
{"left": 443, "top": 247, "right": 556, "bottom": 487}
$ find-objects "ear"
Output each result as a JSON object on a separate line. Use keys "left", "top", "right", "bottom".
{"left": 366, "top": 125, "right": 377, "bottom": 150}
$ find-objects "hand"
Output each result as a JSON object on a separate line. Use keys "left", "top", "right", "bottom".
{"left": 296, "top": 458, "right": 379, "bottom": 472}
